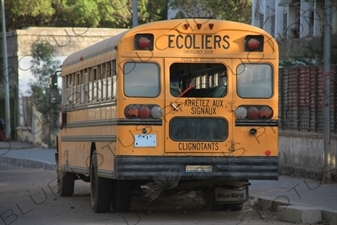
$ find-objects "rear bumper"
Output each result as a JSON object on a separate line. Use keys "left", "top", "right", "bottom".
{"left": 115, "top": 156, "right": 278, "bottom": 180}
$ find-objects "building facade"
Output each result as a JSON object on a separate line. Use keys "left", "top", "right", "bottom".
{"left": 252, "top": 0, "right": 337, "bottom": 39}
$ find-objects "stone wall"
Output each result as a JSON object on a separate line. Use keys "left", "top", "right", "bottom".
{"left": 279, "top": 131, "right": 337, "bottom": 182}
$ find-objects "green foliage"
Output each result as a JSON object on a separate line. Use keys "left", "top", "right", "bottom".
{"left": 28, "top": 40, "right": 61, "bottom": 146}
{"left": 29, "top": 40, "right": 60, "bottom": 114}
{"left": 3, "top": 0, "right": 168, "bottom": 31}
{"left": 4, "top": 0, "right": 55, "bottom": 30}
{"left": 168, "top": 0, "right": 252, "bottom": 23}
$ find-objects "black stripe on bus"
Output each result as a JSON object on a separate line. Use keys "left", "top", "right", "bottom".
{"left": 235, "top": 120, "right": 278, "bottom": 127}
{"left": 61, "top": 135, "right": 116, "bottom": 142}
{"left": 64, "top": 118, "right": 162, "bottom": 128}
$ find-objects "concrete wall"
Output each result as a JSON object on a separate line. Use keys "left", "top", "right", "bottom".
{"left": 279, "top": 131, "right": 337, "bottom": 181}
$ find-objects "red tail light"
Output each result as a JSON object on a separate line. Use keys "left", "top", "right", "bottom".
{"left": 139, "top": 105, "right": 151, "bottom": 119}
{"left": 247, "top": 106, "right": 259, "bottom": 120}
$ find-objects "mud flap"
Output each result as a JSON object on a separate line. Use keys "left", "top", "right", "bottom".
{"left": 214, "top": 186, "right": 248, "bottom": 204}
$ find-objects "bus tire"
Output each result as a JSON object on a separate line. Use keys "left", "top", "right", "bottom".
{"left": 58, "top": 171, "right": 75, "bottom": 197}
{"left": 225, "top": 203, "right": 243, "bottom": 211}
{"left": 203, "top": 188, "right": 224, "bottom": 211}
{"left": 111, "top": 180, "right": 131, "bottom": 212}
{"left": 90, "top": 150, "right": 112, "bottom": 213}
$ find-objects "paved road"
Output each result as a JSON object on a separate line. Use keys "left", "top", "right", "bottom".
{"left": 0, "top": 163, "right": 309, "bottom": 225}
{"left": 0, "top": 143, "right": 336, "bottom": 224}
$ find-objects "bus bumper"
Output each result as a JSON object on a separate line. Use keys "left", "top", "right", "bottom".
{"left": 114, "top": 156, "right": 278, "bottom": 180}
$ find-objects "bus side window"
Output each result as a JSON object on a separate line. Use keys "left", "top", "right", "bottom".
{"left": 83, "top": 70, "right": 89, "bottom": 103}
{"left": 91, "top": 68, "right": 97, "bottom": 101}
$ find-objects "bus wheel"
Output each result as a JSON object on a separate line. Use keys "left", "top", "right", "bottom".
{"left": 58, "top": 171, "right": 75, "bottom": 197}
{"left": 111, "top": 180, "right": 131, "bottom": 212}
{"left": 90, "top": 150, "right": 112, "bottom": 213}
{"left": 224, "top": 203, "right": 243, "bottom": 211}
{"left": 203, "top": 188, "right": 224, "bottom": 211}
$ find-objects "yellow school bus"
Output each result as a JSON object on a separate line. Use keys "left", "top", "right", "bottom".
{"left": 53, "top": 19, "right": 279, "bottom": 212}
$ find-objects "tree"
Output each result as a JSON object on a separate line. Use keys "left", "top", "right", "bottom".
{"left": 168, "top": 0, "right": 252, "bottom": 23}
{"left": 3, "top": 0, "right": 55, "bottom": 30}
{"left": 28, "top": 40, "right": 61, "bottom": 147}
{"left": 2, "top": 0, "right": 168, "bottom": 31}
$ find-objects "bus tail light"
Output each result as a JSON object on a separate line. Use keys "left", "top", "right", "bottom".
{"left": 235, "top": 105, "right": 273, "bottom": 120}
{"left": 125, "top": 105, "right": 139, "bottom": 118}
{"left": 151, "top": 106, "right": 162, "bottom": 119}
{"left": 245, "top": 35, "right": 264, "bottom": 52}
{"left": 125, "top": 104, "right": 162, "bottom": 119}
{"left": 139, "top": 105, "right": 151, "bottom": 119}
{"left": 135, "top": 34, "right": 154, "bottom": 50}
{"left": 265, "top": 150, "right": 271, "bottom": 156}
{"left": 247, "top": 106, "right": 259, "bottom": 120}
{"left": 234, "top": 106, "right": 247, "bottom": 119}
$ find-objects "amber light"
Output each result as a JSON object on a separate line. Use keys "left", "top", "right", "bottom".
{"left": 125, "top": 105, "right": 139, "bottom": 118}
{"left": 260, "top": 106, "right": 273, "bottom": 119}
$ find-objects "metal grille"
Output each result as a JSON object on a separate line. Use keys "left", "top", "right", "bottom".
{"left": 169, "top": 117, "right": 228, "bottom": 141}
{"left": 279, "top": 65, "right": 337, "bottom": 133}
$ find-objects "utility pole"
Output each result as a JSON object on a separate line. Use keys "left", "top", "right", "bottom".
{"left": 1, "top": 0, "right": 11, "bottom": 139}
{"left": 323, "top": 0, "right": 331, "bottom": 183}
{"left": 132, "top": 0, "right": 138, "bottom": 27}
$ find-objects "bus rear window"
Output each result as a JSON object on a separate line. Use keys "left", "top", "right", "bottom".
{"left": 170, "top": 63, "right": 227, "bottom": 98}
{"left": 237, "top": 64, "right": 272, "bottom": 98}
{"left": 124, "top": 62, "right": 160, "bottom": 97}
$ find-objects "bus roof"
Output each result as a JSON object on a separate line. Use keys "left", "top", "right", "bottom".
{"left": 62, "top": 19, "right": 274, "bottom": 68}
{"left": 62, "top": 31, "right": 127, "bottom": 67}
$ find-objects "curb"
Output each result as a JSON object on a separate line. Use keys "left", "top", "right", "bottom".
{"left": 0, "top": 156, "right": 56, "bottom": 171}
{"left": 250, "top": 197, "right": 337, "bottom": 225}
